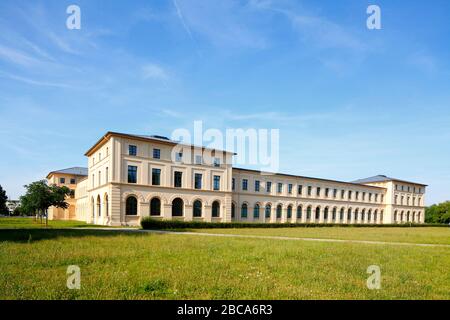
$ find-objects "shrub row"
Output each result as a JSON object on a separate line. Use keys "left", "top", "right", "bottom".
{"left": 140, "top": 217, "right": 448, "bottom": 230}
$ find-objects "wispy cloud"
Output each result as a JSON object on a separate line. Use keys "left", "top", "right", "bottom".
{"left": 0, "top": 44, "right": 40, "bottom": 66}
{"left": 407, "top": 51, "right": 437, "bottom": 74}
{"left": 0, "top": 71, "right": 75, "bottom": 88}
{"left": 142, "top": 63, "right": 170, "bottom": 81}
{"left": 172, "top": 0, "right": 194, "bottom": 40}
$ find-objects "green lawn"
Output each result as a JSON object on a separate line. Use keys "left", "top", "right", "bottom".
{"left": 0, "top": 217, "right": 113, "bottom": 229}
{"left": 193, "top": 227, "right": 450, "bottom": 245}
{"left": 0, "top": 219, "right": 449, "bottom": 299}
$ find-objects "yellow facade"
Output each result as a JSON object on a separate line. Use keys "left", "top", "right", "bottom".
{"left": 47, "top": 132, "right": 427, "bottom": 226}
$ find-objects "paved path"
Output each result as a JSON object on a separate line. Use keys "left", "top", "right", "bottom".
{"left": 74, "top": 227, "right": 450, "bottom": 248}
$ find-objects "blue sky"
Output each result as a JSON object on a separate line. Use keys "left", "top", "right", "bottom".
{"left": 0, "top": 0, "right": 449, "bottom": 205}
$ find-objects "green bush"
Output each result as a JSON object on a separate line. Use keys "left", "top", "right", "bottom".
{"left": 141, "top": 217, "right": 447, "bottom": 230}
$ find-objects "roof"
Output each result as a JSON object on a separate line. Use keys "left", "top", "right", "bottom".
{"left": 351, "top": 175, "right": 428, "bottom": 187}
{"left": 232, "top": 168, "right": 386, "bottom": 190}
{"left": 46, "top": 167, "right": 88, "bottom": 179}
{"left": 85, "top": 131, "right": 237, "bottom": 156}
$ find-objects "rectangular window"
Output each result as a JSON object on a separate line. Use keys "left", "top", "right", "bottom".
{"left": 213, "top": 157, "right": 221, "bottom": 167}
{"left": 348, "top": 190, "right": 352, "bottom": 200}
{"left": 308, "top": 186, "right": 312, "bottom": 196}
{"left": 316, "top": 187, "right": 321, "bottom": 197}
{"left": 362, "top": 192, "right": 366, "bottom": 201}
{"left": 266, "top": 181, "right": 272, "bottom": 193}
{"left": 355, "top": 191, "right": 359, "bottom": 200}
{"left": 325, "top": 188, "right": 329, "bottom": 197}
{"left": 232, "top": 178, "right": 235, "bottom": 190}
{"left": 60, "top": 177, "right": 65, "bottom": 184}
{"left": 381, "top": 194, "right": 384, "bottom": 203}
{"left": 128, "top": 166, "right": 137, "bottom": 183}
{"left": 375, "top": 194, "right": 378, "bottom": 202}
{"left": 213, "top": 175, "right": 220, "bottom": 191}
{"left": 242, "top": 179, "right": 248, "bottom": 191}
{"left": 174, "top": 171, "right": 182, "bottom": 188}
{"left": 255, "top": 180, "right": 260, "bottom": 192}
{"left": 70, "top": 178, "right": 76, "bottom": 184}
{"left": 175, "top": 152, "right": 183, "bottom": 162}
{"left": 98, "top": 171, "right": 101, "bottom": 185}
{"left": 105, "top": 167, "right": 109, "bottom": 183}
{"left": 288, "top": 184, "right": 293, "bottom": 194}
{"left": 92, "top": 174, "right": 94, "bottom": 188}
{"left": 153, "top": 148, "right": 160, "bottom": 159}
{"left": 195, "top": 155, "right": 203, "bottom": 165}
{"left": 129, "top": 145, "right": 137, "bottom": 156}
{"left": 152, "top": 168, "right": 161, "bottom": 186}
{"left": 194, "top": 173, "right": 202, "bottom": 189}
{"left": 298, "top": 185, "right": 303, "bottom": 195}
{"left": 333, "top": 189, "right": 337, "bottom": 198}
{"left": 277, "top": 183, "right": 283, "bottom": 193}
{"left": 369, "top": 193, "right": 372, "bottom": 202}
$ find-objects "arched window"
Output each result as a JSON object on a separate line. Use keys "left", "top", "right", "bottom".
{"left": 315, "top": 207, "right": 320, "bottom": 220}
{"left": 91, "top": 197, "right": 95, "bottom": 218}
{"left": 97, "top": 195, "right": 101, "bottom": 217}
{"left": 354, "top": 209, "right": 359, "bottom": 221}
{"left": 265, "top": 205, "right": 271, "bottom": 218}
{"left": 368, "top": 210, "right": 372, "bottom": 222}
{"left": 232, "top": 203, "right": 236, "bottom": 218}
{"left": 306, "top": 206, "right": 312, "bottom": 220}
{"left": 253, "top": 204, "right": 260, "bottom": 219}
{"left": 172, "top": 198, "right": 184, "bottom": 216}
{"left": 400, "top": 211, "right": 404, "bottom": 223}
{"left": 297, "top": 206, "right": 302, "bottom": 219}
{"left": 276, "top": 205, "right": 282, "bottom": 219}
{"left": 324, "top": 207, "right": 329, "bottom": 220}
{"left": 340, "top": 208, "right": 344, "bottom": 221}
{"left": 373, "top": 210, "right": 377, "bottom": 222}
{"left": 394, "top": 211, "right": 398, "bottom": 222}
{"left": 407, "top": 211, "right": 410, "bottom": 222}
{"left": 104, "top": 194, "right": 109, "bottom": 217}
{"left": 361, "top": 209, "right": 365, "bottom": 221}
{"left": 193, "top": 200, "right": 202, "bottom": 217}
{"left": 332, "top": 208, "right": 337, "bottom": 221}
{"left": 347, "top": 208, "right": 352, "bottom": 221}
{"left": 126, "top": 196, "right": 137, "bottom": 215}
{"left": 287, "top": 206, "right": 292, "bottom": 219}
{"left": 412, "top": 211, "right": 416, "bottom": 222}
{"left": 150, "top": 197, "right": 161, "bottom": 216}
{"left": 380, "top": 210, "right": 384, "bottom": 223}
{"left": 241, "top": 203, "right": 248, "bottom": 218}
{"left": 417, "top": 212, "right": 421, "bottom": 222}
{"left": 212, "top": 201, "right": 220, "bottom": 218}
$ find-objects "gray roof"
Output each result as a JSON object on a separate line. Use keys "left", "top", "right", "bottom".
{"left": 352, "top": 175, "right": 427, "bottom": 186}
{"left": 48, "top": 167, "right": 88, "bottom": 177}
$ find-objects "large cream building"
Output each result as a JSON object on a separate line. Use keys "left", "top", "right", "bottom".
{"left": 47, "top": 131, "right": 427, "bottom": 226}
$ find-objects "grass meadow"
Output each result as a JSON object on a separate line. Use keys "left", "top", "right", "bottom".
{"left": 0, "top": 218, "right": 449, "bottom": 300}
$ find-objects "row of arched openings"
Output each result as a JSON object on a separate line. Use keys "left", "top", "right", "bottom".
{"left": 125, "top": 196, "right": 221, "bottom": 217}
{"left": 231, "top": 203, "right": 384, "bottom": 222}
{"left": 393, "top": 210, "right": 421, "bottom": 223}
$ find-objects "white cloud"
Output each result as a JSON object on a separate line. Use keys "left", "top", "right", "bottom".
{"left": 142, "top": 63, "right": 170, "bottom": 81}
{"left": 0, "top": 45, "right": 40, "bottom": 66}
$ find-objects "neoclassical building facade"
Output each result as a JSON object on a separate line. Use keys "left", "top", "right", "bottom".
{"left": 48, "top": 131, "right": 427, "bottom": 226}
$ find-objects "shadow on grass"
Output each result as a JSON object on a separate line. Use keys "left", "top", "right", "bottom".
{"left": 0, "top": 228, "right": 166, "bottom": 243}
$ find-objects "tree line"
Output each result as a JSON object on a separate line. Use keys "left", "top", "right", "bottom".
{"left": 425, "top": 201, "right": 450, "bottom": 224}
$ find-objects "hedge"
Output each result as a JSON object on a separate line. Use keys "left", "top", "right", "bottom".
{"left": 140, "top": 217, "right": 448, "bottom": 230}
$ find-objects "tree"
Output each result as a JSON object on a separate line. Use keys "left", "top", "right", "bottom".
{"left": 20, "top": 180, "right": 71, "bottom": 226}
{"left": 0, "top": 185, "right": 8, "bottom": 215}
{"left": 425, "top": 201, "right": 450, "bottom": 224}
